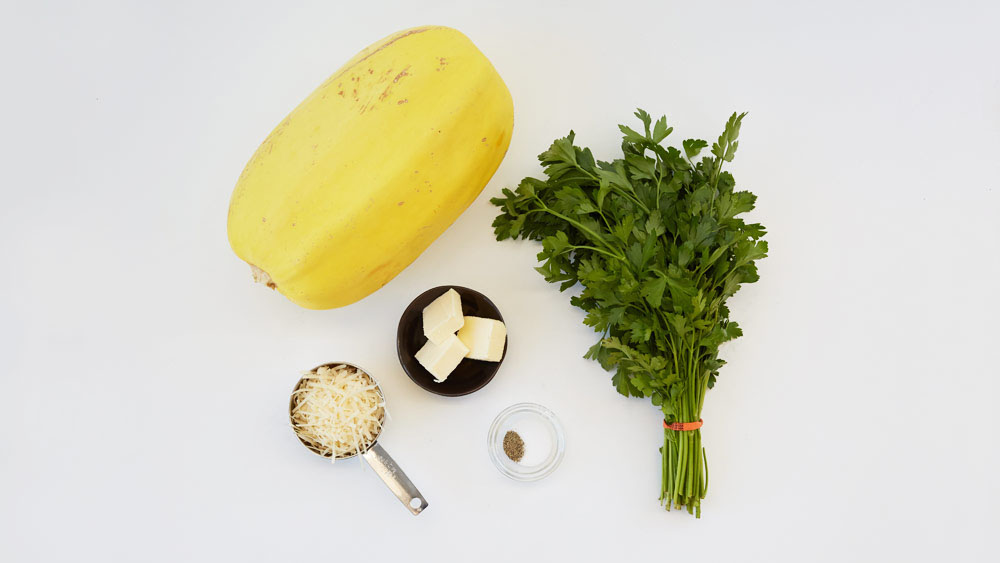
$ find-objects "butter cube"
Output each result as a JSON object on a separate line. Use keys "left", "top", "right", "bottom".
{"left": 457, "top": 316, "right": 507, "bottom": 362}
{"left": 415, "top": 334, "right": 469, "bottom": 382}
{"left": 422, "top": 288, "right": 465, "bottom": 345}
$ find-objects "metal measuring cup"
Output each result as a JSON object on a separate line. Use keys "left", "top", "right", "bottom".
{"left": 289, "top": 362, "right": 428, "bottom": 515}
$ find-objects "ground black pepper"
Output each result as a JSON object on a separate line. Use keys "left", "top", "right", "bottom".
{"left": 503, "top": 430, "right": 524, "bottom": 462}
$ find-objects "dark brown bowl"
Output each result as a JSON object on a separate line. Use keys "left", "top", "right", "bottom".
{"left": 397, "top": 286, "right": 507, "bottom": 397}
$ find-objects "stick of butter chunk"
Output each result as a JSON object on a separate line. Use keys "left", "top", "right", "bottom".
{"left": 457, "top": 316, "right": 507, "bottom": 362}
{"left": 415, "top": 334, "right": 469, "bottom": 382}
{"left": 422, "top": 288, "right": 465, "bottom": 345}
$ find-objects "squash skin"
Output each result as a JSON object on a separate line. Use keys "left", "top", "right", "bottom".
{"left": 227, "top": 26, "right": 513, "bottom": 309}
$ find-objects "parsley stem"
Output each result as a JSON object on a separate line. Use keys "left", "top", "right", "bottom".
{"left": 532, "top": 197, "right": 626, "bottom": 261}
{"left": 702, "top": 447, "right": 709, "bottom": 497}
{"left": 596, "top": 209, "right": 613, "bottom": 231}
{"left": 661, "top": 430, "right": 668, "bottom": 503}
{"left": 653, "top": 162, "right": 663, "bottom": 210}
{"left": 574, "top": 164, "right": 650, "bottom": 213}
{"left": 567, "top": 244, "right": 626, "bottom": 263}
{"left": 617, "top": 186, "right": 650, "bottom": 213}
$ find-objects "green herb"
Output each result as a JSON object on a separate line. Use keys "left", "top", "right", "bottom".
{"left": 491, "top": 109, "right": 767, "bottom": 517}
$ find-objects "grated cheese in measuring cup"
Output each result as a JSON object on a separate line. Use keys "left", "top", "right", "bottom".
{"left": 290, "top": 365, "right": 385, "bottom": 461}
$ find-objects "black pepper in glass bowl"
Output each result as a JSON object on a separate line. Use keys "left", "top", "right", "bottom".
{"left": 487, "top": 403, "right": 565, "bottom": 481}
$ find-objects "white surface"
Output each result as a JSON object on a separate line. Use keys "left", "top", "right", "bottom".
{"left": 1, "top": 1, "right": 998, "bottom": 561}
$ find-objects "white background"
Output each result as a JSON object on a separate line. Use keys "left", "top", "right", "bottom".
{"left": 2, "top": 1, "right": 998, "bottom": 561}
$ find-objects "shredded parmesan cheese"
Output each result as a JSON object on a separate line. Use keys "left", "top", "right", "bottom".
{"left": 290, "top": 364, "right": 385, "bottom": 461}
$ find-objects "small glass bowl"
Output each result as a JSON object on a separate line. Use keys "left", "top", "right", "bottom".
{"left": 487, "top": 403, "right": 565, "bottom": 481}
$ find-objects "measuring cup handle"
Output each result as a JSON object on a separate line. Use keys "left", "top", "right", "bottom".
{"left": 361, "top": 443, "right": 428, "bottom": 515}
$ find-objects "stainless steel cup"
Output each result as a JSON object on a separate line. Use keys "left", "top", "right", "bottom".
{"left": 290, "top": 362, "right": 428, "bottom": 515}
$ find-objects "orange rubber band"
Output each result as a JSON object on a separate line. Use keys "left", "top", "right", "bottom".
{"left": 663, "top": 418, "right": 703, "bottom": 431}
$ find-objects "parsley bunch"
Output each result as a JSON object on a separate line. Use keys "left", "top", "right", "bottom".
{"left": 492, "top": 110, "right": 767, "bottom": 516}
